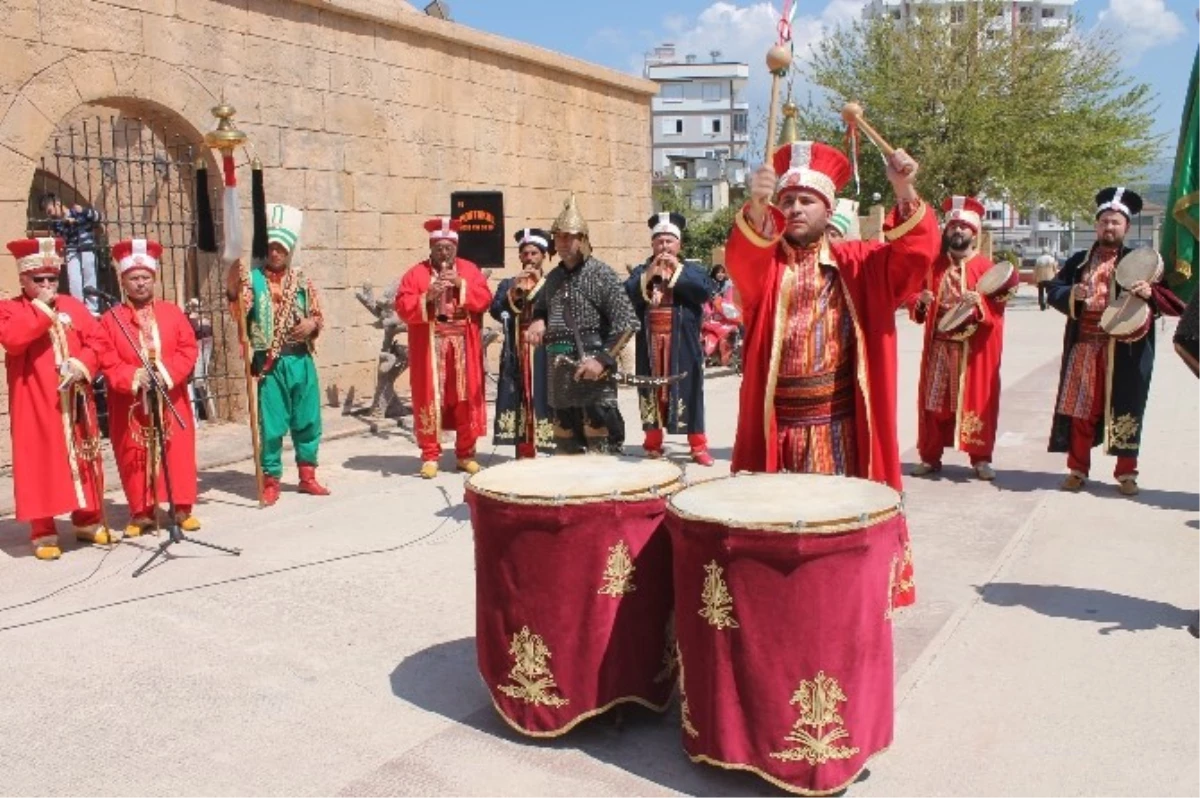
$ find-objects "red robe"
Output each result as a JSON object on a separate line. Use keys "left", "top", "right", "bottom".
{"left": 725, "top": 202, "right": 940, "bottom": 491}
{"left": 0, "top": 295, "right": 103, "bottom": 521}
{"left": 97, "top": 301, "right": 199, "bottom": 513}
{"left": 395, "top": 257, "right": 492, "bottom": 441}
{"left": 907, "top": 253, "right": 1013, "bottom": 459}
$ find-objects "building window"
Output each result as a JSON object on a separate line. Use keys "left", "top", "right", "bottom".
{"left": 949, "top": 6, "right": 964, "bottom": 24}
{"left": 732, "top": 112, "right": 748, "bottom": 134}
{"left": 1038, "top": 208, "right": 1052, "bottom": 222}
{"left": 891, "top": 9, "right": 901, "bottom": 19}
{"left": 710, "top": 118, "right": 722, "bottom": 134}
{"left": 1041, "top": 8, "right": 1055, "bottom": 18}
{"left": 986, "top": 209, "right": 1004, "bottom": 222}
{"left": 661, "top": 117, "right": 683, "bottom": 135}
{"left": 661, "top": 83, "right": 684, "bottom": 101}
{"left": 1018, "top": 212, "right": 1030, "bottom": 226}
{"left": 691, "top": 186, "right": 714, "bottom": 211}
{"left": 1018, "top": 7, "right": 1033, "bottom": 24}
{"left": 702, "top": 83, "right": 721, "bottom": 101}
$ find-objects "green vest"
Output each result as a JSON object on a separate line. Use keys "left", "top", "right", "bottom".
{"left": 247, "top": 264, "right": 312, "bottom": 354}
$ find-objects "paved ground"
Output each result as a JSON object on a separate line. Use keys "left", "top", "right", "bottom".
{"left": 0, "top": 293, "right": 1195, "bottom": 797}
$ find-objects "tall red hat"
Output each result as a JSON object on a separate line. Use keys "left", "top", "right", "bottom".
{"left": 941, "top": 196, "right": 985, "bottom": 234}
{"left": 772, "top": 141, "right": 853, "bottom": 208}
{"left": 424, "top": 217, "right": 461, "bottom": 243}
{"left": 111, "top": 238, "right": 163, "bottom": 275}
{"left": 7, "top": 237, "right": 64, "bottom": 275}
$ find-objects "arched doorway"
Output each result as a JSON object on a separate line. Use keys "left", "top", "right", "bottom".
{"left": 24, "top": 99, "right": 244, "bottom": 430}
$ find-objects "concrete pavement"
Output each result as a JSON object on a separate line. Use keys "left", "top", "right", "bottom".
{"left": 0, "top": 291, "right": 1195, "bottom": 796}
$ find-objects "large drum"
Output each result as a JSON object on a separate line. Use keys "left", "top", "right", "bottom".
{"left": 666, "top": 473, "right": 909, "bottom": 795}
{"left": 466, "top": 456, "right": 682, "bottom": 737}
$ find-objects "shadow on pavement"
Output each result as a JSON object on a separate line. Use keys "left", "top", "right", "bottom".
{"left": 981, "top": 470, "right": 1200, "bottom": 510}
{"left": 978, "top": 583, "right": 1195, "bottom": 635}
{"left": 389, "top": 637, "right": 783, "bottom": 797}
{"left": 341, "top": 453, "right": 425, "bottom": 477}
{"left": 197, "top": 468, "right": 262, "bottom": 503}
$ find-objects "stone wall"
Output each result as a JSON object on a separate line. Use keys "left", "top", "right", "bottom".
{"left": 0, "top": 0, "right": 656, "bottom": 467}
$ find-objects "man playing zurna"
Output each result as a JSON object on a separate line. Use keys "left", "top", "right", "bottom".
{"left": 624, "top": 212, "right": 715, "bottom": 465}
{"left": 226, "top": 204, "right": 330, "bottom": 505}
{"left": 396, "top": 217, "right": 493, "bottom": 479}
{"left": 0, "top": 237, "right": 108, "bottom": 560}
{"left": 907, "top": 196, "right": 1019, "bottom": 481}
{"left": 97, "top": 239, "right": 201, "bottom": 536}
{"left": 490, "top": 227, "right": 554, "bottom": 459}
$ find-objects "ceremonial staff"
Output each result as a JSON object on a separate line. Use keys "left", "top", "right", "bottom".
{"left": 196, "top": 104, "right": 266, "bottom": 506}
{"left": 764, "top": 1, "right": 797, "bottom": 161}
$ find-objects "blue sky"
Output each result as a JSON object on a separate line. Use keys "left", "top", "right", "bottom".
{"left": 442, "top": 0, "right": 1197, "bottom": 181}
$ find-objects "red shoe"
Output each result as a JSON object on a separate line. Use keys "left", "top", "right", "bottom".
{"left": 691, "top": 449, "right": 715, "bottom": 467}
{"left": 297, "top": 463, "right": 331, "bottom": 496}
{"left": 262, "top": 475, "right": 282, "bottom": 506}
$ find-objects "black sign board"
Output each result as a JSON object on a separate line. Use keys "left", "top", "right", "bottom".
{"left": 451, "top": 191, "right": 505, "bottom": 270}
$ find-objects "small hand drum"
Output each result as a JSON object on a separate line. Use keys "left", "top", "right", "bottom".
{"left": 976, "top": 260, "right": 1017, "bottom": 296}
{"left": 1100, "top": 293, "right": 1151, "bottom": 342}
{"left": 1115, "top": 247, "right": 1163, "bottom": 290}
{"left": 936, "top": 261, "right": 1017, "bottom": 338}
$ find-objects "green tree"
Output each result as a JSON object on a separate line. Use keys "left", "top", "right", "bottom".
{"left": 792, "top": 1, "right": 1161, "bottom": 219}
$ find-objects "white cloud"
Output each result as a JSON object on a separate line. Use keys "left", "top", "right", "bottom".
{"left": 1097, "top": 0, "right": 1185, "bottom": 61}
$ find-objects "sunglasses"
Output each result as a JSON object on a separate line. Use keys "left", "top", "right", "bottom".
{"left": 28, "top": 275, "right": 58, "bottom": 284}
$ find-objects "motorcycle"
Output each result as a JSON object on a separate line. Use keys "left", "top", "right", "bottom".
{"left": 701, "top": 295, "right": 743, "bottom": 373}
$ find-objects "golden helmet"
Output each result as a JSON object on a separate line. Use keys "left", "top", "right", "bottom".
{"left": 551, "top": 193, "right": 589, "bottom": 237}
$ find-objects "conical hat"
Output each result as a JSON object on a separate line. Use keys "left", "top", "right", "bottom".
{"left": 551, "top": 193, "right": 589, "bottom": 236}
{"left": 266, "top": 203, "right": 303, "bottom": 260}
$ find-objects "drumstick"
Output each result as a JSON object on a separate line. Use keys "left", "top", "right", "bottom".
{"left": 765, "top": 45, "right": 793, "bottom": 162}
{"left": 841, "top": 102, "right": 896, "bottom": 159}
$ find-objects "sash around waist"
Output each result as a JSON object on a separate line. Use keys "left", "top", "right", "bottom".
{"left": 774, "top": 367, "right": 856, "bottom": 425}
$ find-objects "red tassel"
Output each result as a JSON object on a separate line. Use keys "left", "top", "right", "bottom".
{"left": 222, "top": 154, "right": 237, "bottom": 188}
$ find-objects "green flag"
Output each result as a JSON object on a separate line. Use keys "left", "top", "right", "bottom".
{"left": 1162, "top": 49, "right": 1199, "bottom": 303}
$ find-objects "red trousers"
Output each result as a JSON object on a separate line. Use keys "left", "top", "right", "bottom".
{"left": 516, "top": 442, "right": 536, "bottom": 459}
{"left": 417, "top": 350, "right": 477, "bottom": 462}
{"left": 643, "top": 428, "right": 708, "bottom": 454}
{"left": 28, "top": 457, "right": 103, "bottom": 541}
{"left": 917, "top": 410, "right": 989, "bottom": 467}
{"left": 1065, "top": 352, "right": 1137, "bottom": 479}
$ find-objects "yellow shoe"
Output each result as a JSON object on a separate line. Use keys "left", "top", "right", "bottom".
{"left": 419, "top": 462, "right": 439, "bottom": 479}
{"left": 124, "top": 516, "right": 154, "bottom": 538}
{"left": 456, "top": 459, "right": 481, "bottom": 475}
{"left": 32, "top": 536, "right": 61, "bottom": 561}
{"left": 1060, "top": 473, "right": 1086, "bottom": 492}
{"left": 176, "top": 514, "right": 201, "bottom": 532}
{"left": 75, "top": 525, "right": 112, "bottom": 546}
{"left": 1117, "top": 477, "right": 1139, "bottom": 496}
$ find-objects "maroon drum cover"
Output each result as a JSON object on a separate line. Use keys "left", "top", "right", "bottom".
{"left": 466, "top": 456, "right": 682, "bottom": 737}
{"left": 666, "top": 473, "right": 909, "bottom": 795}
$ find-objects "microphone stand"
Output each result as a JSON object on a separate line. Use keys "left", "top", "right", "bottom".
{"left": 91, "top": 291, "right": 242, "bottom": 577}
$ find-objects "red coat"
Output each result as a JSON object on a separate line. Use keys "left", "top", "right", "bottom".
{"left": 0, "top": 295, "right": 103, "bottom": 520}
{"left": 97, "top": 301, "right": 199, "bottom": 509}
{"left": 725, "top": 202, "right": 940, "bottom": 491}
{"left": 907, "top": 253, "right": 1014, "bottom": 457}
{"left": 395, "top": 257, "right": 492, "bottom": 438}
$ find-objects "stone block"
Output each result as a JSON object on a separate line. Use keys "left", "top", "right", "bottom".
{"left": 0, "top": 39, "right": 71, "bottom": 97}
{"left": 280, "top": 128, "right": 344, "bottom": 171}
{"left": 20, "top": 64, "right": 84, "bottom": 133}
{"left": 241, "top": 36, "right": 330, "bottom": 92}
{"left": 142, "top": 14, "right": 246, "bottom": 78}
{"left": 387, "top": 135, "right": 419, "bottom": 178}
{"left": 315, "top": 9, "right": 377, "bottom": 59}
{"left": 237, "top": 122, "right": 282, "bottom": 169}
{"left": 305, "top": 169, "right": 354, "bottom": 211}
{"left": 323, "top": 93, "right": 386, "bottom": 137}
{"left": 0, "top": 144, "right": 36, "bottom": 202}
{"left": 102, "top": 0, "right": 175, "bottom": 14}
{"left": 336, "top": 211, "right": 381, "bottom": 249}
{"left": 268, "top": 167, "right": 306, "bottom": 206}
{"left": 0, "top": 0, "right": 38, "bottom": 42}
{"left": 177, "top": 0, "right": 249, "bottom": 33}
{"left": 60, "top": 53, "right": 120, "bottom": 104}
{"left": 0, "top": 94, "right": 54, "bottom": 160}
{"left": 329, "top": 52, "right": 390, "bottom": 100}
{"left": 352, "top": 173, "right": 402, "bottom": 213}
{"left": 245, "top": 0, "right": 321, "bottom": 48}
{"left": 374, "top": 29, "right": 426, "bottom": 71}
{"left": 302, "top": 208, "right": 338, "bottom": 249}
{"left": 343, "top": 134, "right": 389, "bottom": 176}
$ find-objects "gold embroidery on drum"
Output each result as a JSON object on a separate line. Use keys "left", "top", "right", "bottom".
{"left": 535, "top": 418, "right": 556, "bottom": 449}
{"left": 959, "top": 410, "right": 985, "bottom": 447}
{"left": 497, "top": 626, "right": 569, "bottom": 708}
{"left": 699, "top": 560, "right": 739, "bottom": 630}
{"left": 1108, "top": 413, "right": 1140, "bottom": 450}
{"left": 885, "top": 554, "right": 899, "bottom": 621}
{"left": 769, "top": 671, "right": 860, "bottom": 765}
{"left": 678, "top": 644, "right": 699, "bottom": 738}
{"left": 598, "top": 540, "right": 637, "bottom": 597}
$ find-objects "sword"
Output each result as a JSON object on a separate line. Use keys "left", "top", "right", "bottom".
{"left": 554, "top": 355, "right": 687, "bottom": 388}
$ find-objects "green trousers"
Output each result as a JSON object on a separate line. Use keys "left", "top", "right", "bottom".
{"left": 256, "top": 352, "right": 322, "bottom": 478}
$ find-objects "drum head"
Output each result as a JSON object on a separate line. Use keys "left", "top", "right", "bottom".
{"left": 466, "top": 455, "right": 682, "bottom": 501}
{"left": 937, "top": 301, "right": 977, "bottom": 335}
{"left": 976, "top": 261, "right": 1015, "bottom": 295}
{"left": 669, "top": 473, "right": 902, "bottom": 532}
{"left": 1100, "top": 294, "right": 1150, "bottom": 338}
{"left": 1115, "top": 248, "right": 1163, "bottom": 289}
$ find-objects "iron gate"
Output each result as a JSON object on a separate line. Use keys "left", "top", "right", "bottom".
{"left": 24, "top": 114, "right": 246, "bottom": 431}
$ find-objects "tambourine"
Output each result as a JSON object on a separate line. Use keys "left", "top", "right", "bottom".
{"left": 1115, "top": 248, "right": 1163, "bottom": 290}
{"left": 935, "top": 261, "right": 1018, "bottom": 338}
{"left": 1099, "top": 293, "right": 1151, "bottom": 342}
